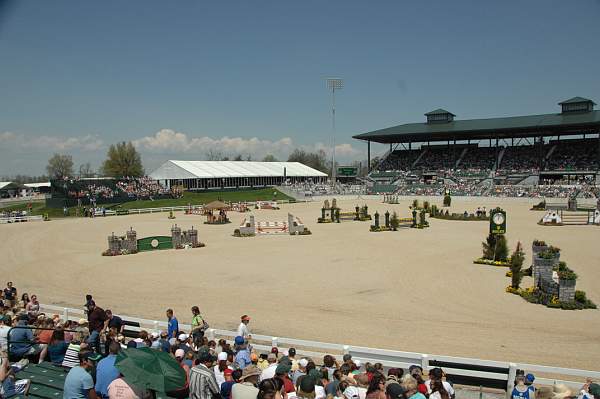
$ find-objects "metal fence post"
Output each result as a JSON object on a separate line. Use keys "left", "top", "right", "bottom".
{"left": 421, "top": 354, "right": 429, "bottom": 371}
{"left": 506, "top": 363, "right": 517, "bottom": 399}
{"left": 63, "top": 307, "right": 69, "bottom": 322}
{"left": 272, "top": 337, "right": 278, "bottom": 348}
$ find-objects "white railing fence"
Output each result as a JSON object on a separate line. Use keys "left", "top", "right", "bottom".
{"left": 0, "top": 215, "right": 44, "bottom": 224}
{"left": 39, "top": 304, "right": 598, "bottom": 397}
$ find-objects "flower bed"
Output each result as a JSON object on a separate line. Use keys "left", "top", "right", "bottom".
{"left": 474, "top": 258, "right": 511, "bottom": 267}
{"left": 505, "top": 286, "right": 596, "bottom": 310}
{"left": 431, "top": 213, "right": 488, "bottom": 221}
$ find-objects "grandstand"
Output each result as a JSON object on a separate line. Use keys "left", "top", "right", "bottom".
{"left": 149, "top": 160, "right": 327, "bottom": 190}
{"left": 353, "top": 97, "right": 600, "bottom": 197}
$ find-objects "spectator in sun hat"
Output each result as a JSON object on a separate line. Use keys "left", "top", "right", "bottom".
{"left": 234, "top": 336, "right": 252, "bottom": 370}
{"left": 214, "top": 351, "right": 232, "bottom": 387}
{"left": 231, "top": 365, "right": 261, "bottom": 399}
{"left": 237, "top": 315, "right": 251, "bottom": 340}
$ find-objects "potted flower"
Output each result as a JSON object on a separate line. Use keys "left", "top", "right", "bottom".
{"left": 531, "top": 239, "right": 548, "bottom": 258}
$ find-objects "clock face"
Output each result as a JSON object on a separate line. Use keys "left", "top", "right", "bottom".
{"left": 493, "top": 212, "right": 505, "bottom": 225}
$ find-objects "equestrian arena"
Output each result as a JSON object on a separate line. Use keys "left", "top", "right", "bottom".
{"left": 1, "top": 196, "right": 599, "bottom": 371}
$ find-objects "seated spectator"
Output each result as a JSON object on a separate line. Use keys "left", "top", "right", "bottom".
{"left": 95, "top": 342, "right": 121, "bottom": 399}
{"left": 107, "top": 374, "right": 153, "bottom": 399}
{"left": 0, "top": 354, "right": 30, "bottom": 398}
{"left": 62, "top": 331, "right": 89, "bottom": 368}
{"left": 0, "top": 315, "right": 11, "bottom": 352}
{"left": 257, "top": 377, "right": 286, "bottom": 399}
{"left": 63, "top": 351, "right": 97, "bottom": 399}
{"left": 25, "top": 295, "right": 40, "bottom": 319}
{"left": 231, "top": 365, "right": 261, "bottom": 399}
{"left": 46, "top": 329, "right": 69, "bottom": 365}
{"left": 8, "top": 314, "right": 46, "bottom": 360}
{"left": 400, "top": 374, "right": 426, "bottom": 399}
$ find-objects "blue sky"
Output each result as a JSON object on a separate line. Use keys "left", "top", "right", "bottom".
{"left": 1, "top": 0, "right": 599, "bottom": 175}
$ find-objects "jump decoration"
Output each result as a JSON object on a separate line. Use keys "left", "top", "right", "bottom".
{"left": 443, "top": 189, "right": 452, "bottom": 207}
{"left": 474, "top": 207, "right": 510, "bottom": 266}
{"left": 430, "top": 206, "right": 488, "bottom": 221}
{"left": 382, "top": 194, "right": 399, "bottom": 204}
{"left": 234, "top": 213, "right": 311, "bottom": 237}
{"left": 255, "top": 201, "right": 280, "bottom": 210}
{"left": 536, "top": 197, "right": 600, "bottom": 225}
{"left": 505, "top": 241, "right": 596, "bottom": 310}
{"left": 103, "top": 225, "right": 205, "bottom": 256}
{"left": 317, "top": 199, "right": 371, "bottom": 223}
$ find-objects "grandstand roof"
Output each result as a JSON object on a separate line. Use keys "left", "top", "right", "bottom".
{"left": 354, "top": 108, "right": 600, "bottom": 144}
{"left": 149, "top": 160, "right": 328, "bottom": 180}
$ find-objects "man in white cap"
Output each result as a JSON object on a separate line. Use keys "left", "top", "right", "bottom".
{"left": 177, "top": 333, "right": 191, "bottom": 354}
{"left": 259, "top": 353, "right": 278, "bottom": 381}
{"left": 292, "top": 358, "right": 309, "bottom": 385}
{"left": 213, "top": 351, "right": 231, "bottom": 387}
{"left": 237, "top": 315, "right": 251, "bottom": 340}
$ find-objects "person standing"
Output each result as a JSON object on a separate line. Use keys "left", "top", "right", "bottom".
{"left": 104, "top": 310, "right": 124, "bottom": 334}
{"left": 231, "top": 366, "right": 261, "bottom": 399}
{"left": 167, "top": 309, "right": 179, "bottom": 339}
{"left": 234, "top": 337, "right": 251, "bottom": 370}
{"left": 189, "top": 351, "right": 220, "bottom": 399}
{"left": 190, "top": 306, "right": 206, "bottom": 341}
{"left": 87, "top": 302, "right": 107, "bottom": 353}
{"left": 63, "top": 351, "right": 98, "bottom": 399}
{"left": 237, "top": 315, "right": 251, "bottom": 340}
{"left": 3, "top": 282, "right": 17, "bottom": 309}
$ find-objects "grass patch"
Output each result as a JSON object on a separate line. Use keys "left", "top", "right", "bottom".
{"left": 2, "top": 188, "right": 293, "bottom": 218}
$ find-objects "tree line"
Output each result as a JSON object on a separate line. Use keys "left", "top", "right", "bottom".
{"left": 41, "top": 142, "right": 336, "bottom": 180}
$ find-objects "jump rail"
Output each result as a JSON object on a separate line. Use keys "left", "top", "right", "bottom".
{"left": 0, "top": 215, "right": 44, "bottom": 224}
{"left": 39, "top": 304, "right": 598, "bottom": 397}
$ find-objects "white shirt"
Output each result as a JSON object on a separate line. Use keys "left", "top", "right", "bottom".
{"left": 425, "top": 380, "right": 455, "bottom": 396}
{"left": 0, "top": 325, "right": 10, "bottom": 351}
{"left": 214, "top": 365, "right": 232, "bottom": 387}
{"left": 237, "top": 322, "right": 250, "bottom": 338}
{"left": 315, "top": 385, "right": 327, "bottom": 399}
{"left": 260, "top": 363, "right": 277, "bottom": 381}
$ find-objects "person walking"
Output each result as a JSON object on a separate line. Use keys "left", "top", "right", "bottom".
{"left": 166, "top": 309, "right": 179, "bottom": 339}
{"left": 190, "top": 306, "right": 207, "bottom": 341}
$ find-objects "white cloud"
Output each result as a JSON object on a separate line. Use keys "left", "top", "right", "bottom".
{"left": 0, "top": 131, "right": 104, "bottom": 152}
{"left": 132, "top": 129, "right": 364, "bottom": 161}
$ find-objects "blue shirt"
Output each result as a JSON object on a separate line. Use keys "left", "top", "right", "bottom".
{"left": 95, "top": 354, "right": 119, "bottom": 398}
{"left": 63, "top": 366, "right": 94, "bottom": 399}
{"left": 168, "top": 317, "right": 179, "bottom": 339}
{"left": 235, "top": 349, "right": 251, "bottom": 369}
{"left": 9, "top": 322, "right": 34, "bottom": 357}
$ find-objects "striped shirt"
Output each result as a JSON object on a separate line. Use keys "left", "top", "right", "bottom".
{"left": 62, "top": 342, "right": 81, "bottom": 368}
{"left": 189, "top": 363, "right": 220, "bottom": 399}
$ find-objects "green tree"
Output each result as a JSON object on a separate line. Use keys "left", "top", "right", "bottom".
{"left": 390, "top": 211, "right": 400, "bottom": 231}
{"left": 101, "top": 142, "right": 144, "bottom": 177}
{"left": 510, "top": 241, "right": 525, "bottom": 289}
{"left": 262, "top": 154, "right": 278, "bottom": 162}
{"left": 482, "top": 233, "right": 509, "bottom": 261}
{"left": 46, "top": 153, "right": 74, "bottom": 179}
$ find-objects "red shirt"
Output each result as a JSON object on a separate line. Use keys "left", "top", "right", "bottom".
{"left": 280, "top": 376, "right": 295, "bottom": 393}
{"left": 38, "top": 330, "right": 53, "bottom": 344}
{"left": 418, "top": 383, "right": 428, "bottom": 395}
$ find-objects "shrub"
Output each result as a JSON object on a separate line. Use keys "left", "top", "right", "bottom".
{"left": 390, "top": 212, "right": 400, "bottom": 231}
{"left": 510, "top": 242, "right": 525, "bottom": 289}
{"left": 423, "top": 201, "right": 430, "bottom": 211}
{"left": 532, "top": 239, "right": 546, "bottom": 247}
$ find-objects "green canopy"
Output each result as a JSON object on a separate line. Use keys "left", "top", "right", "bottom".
{"left": 114, "top": 348, "right": 186, "bottom": 393}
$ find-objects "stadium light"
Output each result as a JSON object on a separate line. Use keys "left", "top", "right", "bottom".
{"left": 326, "top": 78, "right": 343, "bottom": 187}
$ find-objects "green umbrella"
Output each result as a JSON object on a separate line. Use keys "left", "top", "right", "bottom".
{"left": 114, "top": 347, "right": 186, "bottom": 393}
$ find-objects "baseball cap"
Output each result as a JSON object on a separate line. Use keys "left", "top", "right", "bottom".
{"left": 298, "top": 359, "right": 309, "bottom": 368}
{"left": 386, "top": 383, "right": 406, "bottom": 399}
{"left": 218, "top": 352, "right": 228, "bottom": 361}
{"left": 175, "top": 349, "right": 185, "bottom": 358}
{"left": 178, "top": 333, "right": 188, "bottom": 341}
{"left": 276, "top": 363, "right": 291, "bottom": 375}
{"left": 234, "top": 336, "right": 245, "bottom": 345}
{"left": 525, "top": 373, "right": 535, "bottom": 383}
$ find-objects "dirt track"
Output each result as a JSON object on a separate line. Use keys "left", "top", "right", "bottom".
{"left": 1, "top": 197, "right": 599, "bottom": 370}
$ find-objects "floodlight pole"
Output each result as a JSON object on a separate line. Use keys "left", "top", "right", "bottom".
{"left": 327, "top": 78, "right": 343, "bottom": 188}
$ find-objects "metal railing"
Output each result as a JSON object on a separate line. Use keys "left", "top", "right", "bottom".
{"left": 39, "top": 304, "right": 599, "bottom": 396}
{"left": 0, "top": 215, "right": 44, "bottom": 224}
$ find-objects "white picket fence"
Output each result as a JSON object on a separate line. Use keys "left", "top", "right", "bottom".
{"left": 0, "top": 215, "right": 44, "bottom": 224}
{"left": 39, "top": 304, "right": 599, "bottom": 396}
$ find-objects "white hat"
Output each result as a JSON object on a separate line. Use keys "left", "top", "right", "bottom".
{"left": 354, "top": 360, "right": 362, "bottom": 368}
{"left": 178, "top": 333, "right": 188, "bottom": 341}
{"left": 168, "top": 338, "right": 177, "bottom": 346}
{"left": 298, "top": 359, "right": 309, "bottom": 368}
{"left": 218, "top": 352, "right": 228, "bottom": 361}
{"left": 151, "top": 332, "right": 159, "bottom": 339}
{"left": 175, "top": 349, "right": 185, "bottom": 358}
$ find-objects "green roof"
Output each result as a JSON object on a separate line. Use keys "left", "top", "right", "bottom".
{"left": 424, "top": 108, "right": 455, "bottom": 116}
{"left": 559, "top": 97, "right": 596, "bottom": 105}
{"left": 353, "top": 110, "right": 600, "bottom": 144}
